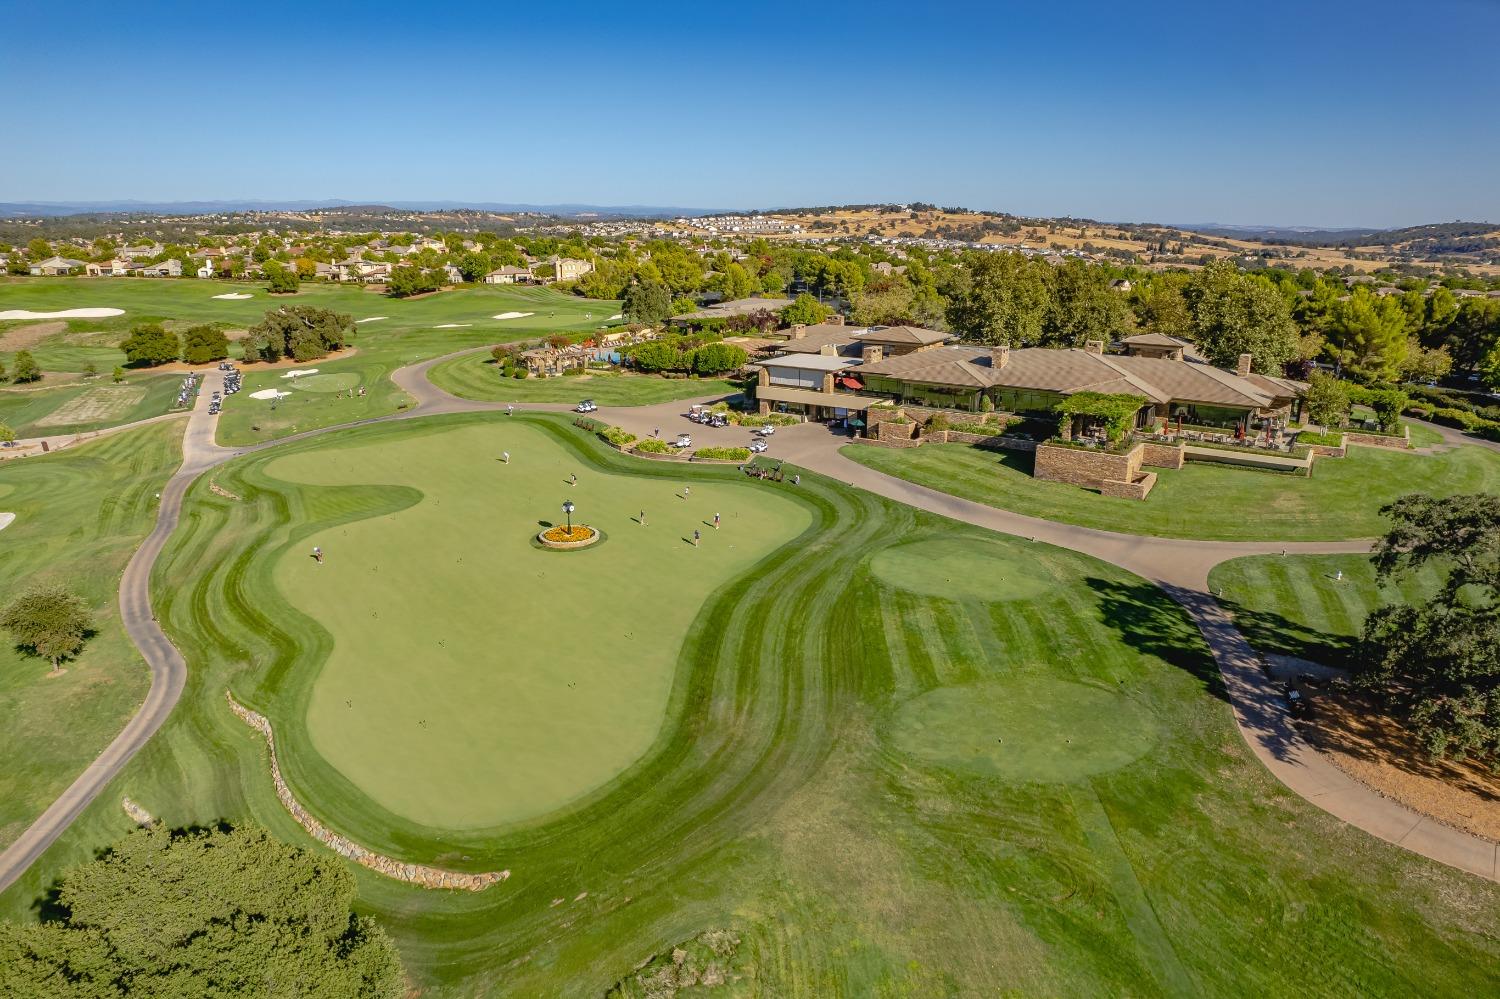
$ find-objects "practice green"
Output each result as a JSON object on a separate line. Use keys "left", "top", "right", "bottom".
{"left": 266, "top": 421, "right": 810, "bottom": 828}
{"left": 869, "top": 537, "right": 1053, "bottom": 602}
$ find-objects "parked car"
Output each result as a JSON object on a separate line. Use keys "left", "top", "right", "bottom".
{"left": 576, "top": 399, "right": 597, "bottom": 413}
{"left": 673, "top": 433, "right": 692, "bottom": 448}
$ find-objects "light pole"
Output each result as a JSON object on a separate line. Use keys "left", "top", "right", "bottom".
{"left": 562, "top": 500, "right": 575, "bottom": 535}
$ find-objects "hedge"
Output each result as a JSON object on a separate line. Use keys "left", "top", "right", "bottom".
{"left": 694, "top": 446, "right": 751, "bottom": 461}
{"left": 600, "top": 426, "right": 637, "bottom": 448}
{"left": 633, "top": 438, "right": 673, "bottom": 454}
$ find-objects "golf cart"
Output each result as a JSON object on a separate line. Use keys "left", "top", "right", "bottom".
{"left": 688, "top": 404, "right": 707, "bottom": 423}
{"left": 748, "top": 439, "right": 769, "bottom": 453}
{"left": 754, "top": 424, "right": 775, "bottom": 437}
{"left": 673, "top": 433, "right": 693, "bottom": 449}
{"left": 576, "top": 399, "right": 597, "bottom": 413}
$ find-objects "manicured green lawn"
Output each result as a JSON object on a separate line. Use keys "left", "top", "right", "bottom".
{"left": 4, "top": 412, "right": 1497, "bottom": 995}
{"left": 429, "top": 350, "right": 742, "bottom": 406}
{"left": 0, "top": 420, "right": 183, "bottom": 850}
{"left": 264, "top": 421, "right": 810, "bottom": 827}
{"left": 1208, "top": 553, "right": 1447, "bottom": 667}
{"left": 842, "top": 440, "right": 1500, "bottom": 541}
{"left": 0, "top": 277, "right": 621, "bottom": 443}
{"left": 0, "top": 372, "right": 183, "bottom": 437}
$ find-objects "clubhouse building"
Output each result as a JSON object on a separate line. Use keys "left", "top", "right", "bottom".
{"left": 750, "top": 326, "right": 1306, "bottom": 431}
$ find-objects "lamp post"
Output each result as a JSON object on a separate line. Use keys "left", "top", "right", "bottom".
{"left": 562, "top": 500, "right": 575, "bottom": 535}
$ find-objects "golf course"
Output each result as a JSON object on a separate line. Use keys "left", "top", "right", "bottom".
{"left": 4, "top": 408, "right": 1498, "bottom": 996}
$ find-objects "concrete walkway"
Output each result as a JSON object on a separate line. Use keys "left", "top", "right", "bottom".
{"left": 3, "top": 357, "right": 1495, "bottom": 896}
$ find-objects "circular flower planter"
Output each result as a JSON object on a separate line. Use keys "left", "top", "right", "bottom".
{"left": 536, "top": 524, "right": 601, "bottom": 550}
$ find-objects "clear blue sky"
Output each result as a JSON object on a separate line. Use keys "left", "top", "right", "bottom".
{"left": 3, "top": 0, "right": 1497, "bottom": 227}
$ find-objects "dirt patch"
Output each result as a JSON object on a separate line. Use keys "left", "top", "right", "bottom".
{"left": 35, "top": 385, "right": 147, "bottom": 427}
{"left": 1303, "top": 689, "right": 1500, "bottom": 842}
{"left": 0, "top": 320, "right": 65, "bottom": 350}
{"left": 149, "top": 345, "right": 357, "bottom": 374}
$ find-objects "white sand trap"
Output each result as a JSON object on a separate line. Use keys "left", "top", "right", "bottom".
{"left": 492, "top": 312, "right": 534, "bottom": 320}
{"left": 435, "top": 323, "right": 472, "bottom": 328}
{"left": 0, "top": 513, "right": 14, "bottom": 533}
{"left": 212, "top": 292, "right": 254, "bottom": 300}
{"left": 281, "top": 368, "right": 319, "bottom": 379}
{"left": 249, "top": 389, "right": 291, "bottom": 400}
{"left": 0, "top": 308, "right": 124, "bottom": 321}
{"left": 356, "top": 316, "right": 387, "bottom": 324}
{"left": 608, "top": 313, "right": 623, "bottom": 320}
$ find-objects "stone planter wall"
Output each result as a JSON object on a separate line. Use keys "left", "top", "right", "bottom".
{"left": 877, "top": 420, "right": 918, "bottom": 443}
{"left": 1100, "top": 471, "right": 1157, "bottom": 500}
{"left": 1139, "top": 440, "right": 1186, "bottom": 469}
{"left": 1345, "top": 427, "right": 1410, "bottom": 449}
{"left": 1307, "top": 439, "right": 1347, "bottom": 458}
{"left": 1034, "top": 442, "right": 1144, "bottom": 490}
{"left": 225, "top": 691, "right": 508, "bottom": 891}
{"left": 631, "top": 447, "right": 691, "bottom": 461}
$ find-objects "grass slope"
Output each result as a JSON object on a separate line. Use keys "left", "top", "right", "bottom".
{"left": 1208, "top": 553, "right": 1446, "bottom": 667}
{"left": 842, "top": 440, "right": 1500, "bottom": 541}
{"left": 0, "top": 420, "right": 184, "bottom": 850}
{"left": 263, "top": 421, "right": 810, "bottom": 827}
{"left": 3, "top": 414, "right": 1498, "bottom": 996}
{"left": 428, "top": 351, "right": 742, "bottom": 406}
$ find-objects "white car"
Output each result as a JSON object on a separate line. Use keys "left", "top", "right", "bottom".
{"left": 748, "top": 439, "right": 769, "bottom": 453}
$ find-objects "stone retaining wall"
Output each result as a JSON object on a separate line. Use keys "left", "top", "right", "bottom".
{"left": 225, "top": 691, "right": 508, "bottom": 891}
{"left": 631, "top": 447, "right": 690, "bottom": 461}
{"left": 1099, "top": 471, "right": 1157, "bottom": 500}
{"left": 877, "top": 420, "right": 918, "bottom": 443}
{"left": 1345, "top": 427, "right": 1410, "bottom": 449}
{"left": 1034, "top": 442, "right": 1143, "bottom": 488}
{"left": 1307, "top": 440, "right": 1347, "bottom": 458}
{"left": 1139, "top": 441, "right": 1185, "bottom": 469}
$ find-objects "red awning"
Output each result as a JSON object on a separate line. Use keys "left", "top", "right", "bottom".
{"left": 838, "top": 377, "right": 864, "bottom": 389}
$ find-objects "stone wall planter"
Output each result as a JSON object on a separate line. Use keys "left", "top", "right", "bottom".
{"left": 537, "top": 525, "right": 601, "bottom": 549}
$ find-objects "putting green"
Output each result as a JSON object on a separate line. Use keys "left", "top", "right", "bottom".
{"left": 889, "top": 677, "right": 1159, "bottom": 781}
{"left": 289, "top": 372, "right": 361, "bottom": 393}
{"left": 265, "top": 421, "right": 811, "bottom": 829}
{"left": 869, "top": 537, "right": 1054, "bottom": 602}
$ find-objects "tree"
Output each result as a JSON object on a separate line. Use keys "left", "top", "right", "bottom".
{"left": 627, "top": 340, "right": 686, "bottom": 374}
{"left": 1136, "top": 282, "right": 1192, "bottom": 341}
{"left": 781, "top": 293, "right": 831, "bottom": 327}
{"left": 0, "top": 583, "right": 93, "bottom": 675}
{"left": 1358, "top": 494, "right": 1500, "bottom": 762}
{"left": 1043, "top": 259, "right": 1130, "bottom": 347}
{"left": 181, "top": 325, "right": 230, "bottom": 365}
{"left": 1444, "top": 298, "right": 1500, "bottom": 373}
{"left": 245, "top": 306, "right": 352, "bottom": 363}
{"left": 1184, "top": 260, "right": 1300, "bottom": 374}
{"left": 1400, "top": 339, "right": 1453, "bottom": 385}
{"left": 1327, "top": 287, "right": 1409, "bottom": 382}
{"left": 943, "top": 251, "right": 1051, "bottom": 346}
{"left": 11, "top": 350, "right": 41, "bottom": 383}
{"left": 0, "top": 823, "right": 404, "bottom": 998}
{"left": 120, "top": 324, "right": 181, "bottom": 367}
{"left": 386, "top": 265, "right": 441, "bottom": 298}
{"left": 25, "top": 237, "right": 51, "bottom": 259}
{"left": 690, "top": 342, "right": 748, "bottom": 375}
{"left": 0, "top": 422, "right": 13, "bottom": 443}
{"left": 111, "top": 366, "right": 125, "bottom": 383}
{"left": 706, "top": 263, "right": 756, "bottom": 303}
{"left": 1304, "top": 371, "right": 1351, "bottom": 428}
{"left": 456, "top": 251, "right": 491, "bottom": 283}
{"left": 622, "top": 279, "right": 672, "bottom": 325}
{"left": 264, "top": 261, "right": 300, "bottom": 294}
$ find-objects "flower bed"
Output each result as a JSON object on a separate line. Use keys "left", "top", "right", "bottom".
{"left": 537, "top": 524, "right": 600, "bottom": 549}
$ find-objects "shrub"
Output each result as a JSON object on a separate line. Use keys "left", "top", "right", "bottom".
{"left": 512, "top": 368, "right": 529, "bottom": 379}
{"left": 694, "top": 446, "right": 751, "bottom": 461}
{"left": 634, "top": 438, "right": 673, "bottom": 454}
{"left": 181, "top": 325, "right": 230, "bottom": 364}
{"left": 600, "top": 426, "right": 637, "bottom": 448}
{"left": 120, "top": 324, "right": 180, "bottom": 367}
{"left": 1305, "top": 372, "right": 1351, "bottom": 428}
{"left": 925, "top": 411, "right": 951, "bottom": 432}
{"left": 562, "top": 367, "right": 584, "bottom": 376}
{"left": 980, "top": 394, "right": 996, "bottom": 413}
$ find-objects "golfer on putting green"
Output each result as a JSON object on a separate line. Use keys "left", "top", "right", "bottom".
{"left": 693, "top": 529, "right": 701, "bottom": 547}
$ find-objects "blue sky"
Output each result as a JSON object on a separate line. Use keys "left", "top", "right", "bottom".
{"left": 2, "top": 0, "right": 1497, "bottom": 227}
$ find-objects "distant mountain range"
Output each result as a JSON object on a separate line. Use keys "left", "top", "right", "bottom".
{"left": 0, "top": 200, "right": 735, "bottom": 219}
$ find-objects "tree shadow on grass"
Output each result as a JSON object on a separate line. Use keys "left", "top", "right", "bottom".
{"left": 1084, "top": 576, "right": 1226, "bottom": 701}
{"left": 1210, "top": 596, "right": 1357, "bottom": 669}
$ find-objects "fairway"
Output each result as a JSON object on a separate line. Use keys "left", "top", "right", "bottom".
{"left": 265, "top": 421, "right": 810, "bottom": 828}
{"left": 429, "top": 350, "right": 742, "bottom": 406}
{"left": 843, "top": 440, "right": 1500, "bottom": 541}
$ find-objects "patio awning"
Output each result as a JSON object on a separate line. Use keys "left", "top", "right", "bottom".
{"left": 838, "top": 377, "right": 864, "bottom": 389}
{"left": 849, "top": 418, "right": 865, "bottom": 427}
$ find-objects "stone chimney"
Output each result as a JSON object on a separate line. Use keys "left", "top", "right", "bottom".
{"left": 828, "top": 314, "right": 845, "bottom": 326}
{"left": 789, "top": 323, "right": 807, "bottom": 339}
{"left": 989, "top": 344, "right": 1010, "bottom": 369}
{"left": 861, "top": 344, "right": 884, "bottom": 364}
{"left": 819, "top": 344, "right": 837, "bottom": 356}
{"left": 1084, "top": 340, "right": 1104, "bottom": 355}
{"left": 1236, "top": 353, "right": 1252, "bottom": 378}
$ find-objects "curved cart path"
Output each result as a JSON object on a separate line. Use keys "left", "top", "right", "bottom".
{"left": 2, "top": 356, "right": 1495, "bottom": 896}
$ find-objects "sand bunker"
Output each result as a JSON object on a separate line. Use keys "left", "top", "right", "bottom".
{"left": 435, "top": 323, "right": 472, "bottom": 328}
{"left": 0, "top": 308, "right": 124, "bottom": 320}
{"left": 249, "top": 389, "right": 291, "bottom": 401}
{"left": 0, "top": 513, "right": 14, "bottom": 533}
{"left": 355, "top": 317, "right": 387, "bottom": 324}
{"left": 212, "top": 292, "right": 254, "bottom": 300}
{"left": 492, "top": 312, "right": 534, "bottom": 320}
{"left": 608, "top": 313, "right": 623, "bottom": 320}
{"left": 281, "top": 369, "right": 320, "bottom": 379}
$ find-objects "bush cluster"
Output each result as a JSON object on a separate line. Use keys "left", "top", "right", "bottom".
{"left": 634, "top": 438, "right": 674, "bottom": 454}
{"left": 694, "top": 446, "right": 751, "bottom": 461}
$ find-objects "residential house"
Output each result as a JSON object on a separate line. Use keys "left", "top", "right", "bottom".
{"left": 86, "top": 258, "right": 132, "bottom": 276}
{"left": 29, "top": 255, "right": 87, "bottom": 275}
{"left": 1109, "top": 278, "right": 1133, "bottom": 292}
{"left": 121, "top": 243, "right": 164, "bottom": 261}
{"left": 442, "top": 263, "right": 465, "bottom": 284}
{"left": 136, "top": 258, "right": 182, "bottom": 277}
{"left": 483, "top": 265, "right": 535, "bottom": 285}
{"left": 313, "top": 261, "right": 338, "bottom": 281}
{"left": 549, "top": 255, "right": 594, "bottom": 282}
